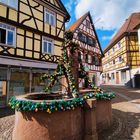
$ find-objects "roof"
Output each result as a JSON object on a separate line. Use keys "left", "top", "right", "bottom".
{"left": 68, "top": 12, "right": 88, "bottom": 31}
{"left": 67, "top": 12, "right": 104, "bottom": 56}
{"left": 57, "top": 0, "right": 70, "bottom": 21}
{"left": 104, "top": 12, "right": 140, "bottom": 53}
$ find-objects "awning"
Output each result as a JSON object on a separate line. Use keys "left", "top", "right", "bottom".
{"left": 0, "top": 56, "right": 57, "bottom": 69}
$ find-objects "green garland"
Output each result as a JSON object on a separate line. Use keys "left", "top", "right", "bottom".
{"left": 9, "top": 92, "right": 115, "bottom": 114}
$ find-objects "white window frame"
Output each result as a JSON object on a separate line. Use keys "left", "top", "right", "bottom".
{"left": 0, "top": 22, "right": 16, "bottom": 47}
{"left": 0, "top": 0, "right": 18, "bottom": 10}
{"left": 118, "top": 41, "right": 121, "bottom": 48}
{"left": 42, "top": 37, "right": 54, "bottom": 54}
{"left": 44, "top": 9, "right": 56, "bottom": 26}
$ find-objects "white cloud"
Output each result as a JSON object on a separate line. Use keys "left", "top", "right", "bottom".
{"left": 75, "top": 0, "right": 140, "bottom": 30}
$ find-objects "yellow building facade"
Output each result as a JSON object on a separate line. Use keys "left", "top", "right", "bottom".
{"left": 102, "top": 13, "right": 140, "bottom": 87}
{"left": 0, "top": 0, "right": 70, "bottom": 107}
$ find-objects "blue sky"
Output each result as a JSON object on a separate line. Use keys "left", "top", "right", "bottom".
{"left": 61, "top": 0, "right": 140, "bottom": 50}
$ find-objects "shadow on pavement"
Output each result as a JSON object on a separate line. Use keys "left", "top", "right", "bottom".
{"left": 0, "top": 107, "right": 15, "bottom": 118}
{"left": 99, "top": 109, "right": 140, "bottom": 140}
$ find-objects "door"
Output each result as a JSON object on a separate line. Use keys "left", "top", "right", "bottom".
{"left": 116, "top": 72, "right": 119, "bottom": 84}
{"left": 0, "top": 81, "right": 7, "bottom": 107}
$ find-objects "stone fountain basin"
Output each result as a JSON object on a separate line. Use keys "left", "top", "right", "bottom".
{"left": 12, "top": 92, "right": 112, "bottom": 140}
{"left": 12, "top": 93, "right": 84, "bottom": 140}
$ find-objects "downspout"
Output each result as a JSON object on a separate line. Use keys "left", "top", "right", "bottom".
{"left": 127, "top": 32, "right": 133, "bottom": 87}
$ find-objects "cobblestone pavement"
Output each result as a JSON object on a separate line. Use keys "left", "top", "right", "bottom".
{"left": 0, "top": 86, "right": 140, "bottom": 140}
{"left": 99, "top": 85, "right": 140, "bottom": 140}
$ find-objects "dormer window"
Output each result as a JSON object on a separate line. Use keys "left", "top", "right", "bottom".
{"left": 0, "top": 0, "right": 18, "bottom": 9}
{"left": 0, "top": 23, "right": 16, "bottom": 47}
{"left": 45, "top": 9, "right": 56, "bottom": 26}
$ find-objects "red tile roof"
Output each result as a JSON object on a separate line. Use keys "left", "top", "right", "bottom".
{"left": 67, "top": 12, "right": 88, "bottom": 31}
{"left": 104, "top": 12, "right": 140, "bottom": 53}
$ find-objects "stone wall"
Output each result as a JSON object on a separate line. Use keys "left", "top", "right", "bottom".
{"left": 12, "top": 99, "right": 112, "bottom": 140}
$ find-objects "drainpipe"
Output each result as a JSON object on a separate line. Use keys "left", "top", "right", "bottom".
{"left": 6, "top": 65, "right": 11, "bottom": 105}
{"left": 127, "top": 32, "right": 133, "bottom": 87}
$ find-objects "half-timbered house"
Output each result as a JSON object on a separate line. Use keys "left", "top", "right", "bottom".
{"left": 68, "top": 12, "right": 103, "bottom": 88}
{"left": 102, "top": 13, "right": 140, "bottom": 88}
{"left": 0, "top": 0, "right": 70, "bottom": 107}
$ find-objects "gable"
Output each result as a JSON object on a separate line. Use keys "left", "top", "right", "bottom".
{"left": 78, "top": 16, "right": 96, "bottom": 37}
{"left": 70, "top": 12, "right": 103, "bottom": 56}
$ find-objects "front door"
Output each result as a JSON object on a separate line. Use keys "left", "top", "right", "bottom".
{"left": 116, "top": 72, "right": 119, "bottom": 84}
{"left": 0, "top": 81, "right": 7, "bottom": 107}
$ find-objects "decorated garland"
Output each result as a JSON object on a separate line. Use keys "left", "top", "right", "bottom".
{"left": 9, "top": 92, "right": 115, "bottom": 114}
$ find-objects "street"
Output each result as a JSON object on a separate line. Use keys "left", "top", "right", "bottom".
{"left": 99, "top": 85, "right": 140, "bottom": 140}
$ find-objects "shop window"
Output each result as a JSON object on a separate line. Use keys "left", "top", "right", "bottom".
{"left": 45, "top": 9, "right": 56, "bottom": 26}
{"left": 10, "top": 71, "right": 30, "bottom": 96}
{"left": 0, "top": 0, "right": 18, "bottom": 9}
{"left": 0, "top": 23, "right": 16, "bottom": 47}
{"left": 42, "top": 37, "right": 54, "bottom": 54}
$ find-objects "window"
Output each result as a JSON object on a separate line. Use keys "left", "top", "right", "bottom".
{"left": 108, "top": 51, "right": 110, "bottom": 55}
{"left": 113, "top": 60, "right": 115, "bottom": 64}
{"left": 118, "top": 42, "right": 121, "bottom": 48}
{"left": 95, "top": 57, "right": 100, "bottom": 66}
{"left": 0, "top": 0, "right": 18, "bottom": 9}
{"left": 92, "top": 56, "right": 96, "bottom": 64}
{"left": 45, "top": 9, "right": 56, "bottom": 26}
{"left": 78, "top": 52, "right": 81, "bottom": 62}
{"left": 42, "top": 37, "right": 53, "bottom": 54}
{"left": 87, "top": 37, "right": 96, "bottom": 47}
{"left": 111, "top": 73, "right": 115, "bottom": 80}
{"left": 112, "top": 47, "right": 115, "bottom": 52}
{"left": 78, "top": 32, "right": 87, "bottom": 43}
{"left": 119, "top": 56, "right": 122, "bottom": 62}
{"left": 0, "top": 23, "right": 16, "bottom": 47}
{"left": 82, "top": 34, "right": 87, "bottom": 43}
{"left": 85, "top": 54, "right": 88, "bottom": 63}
